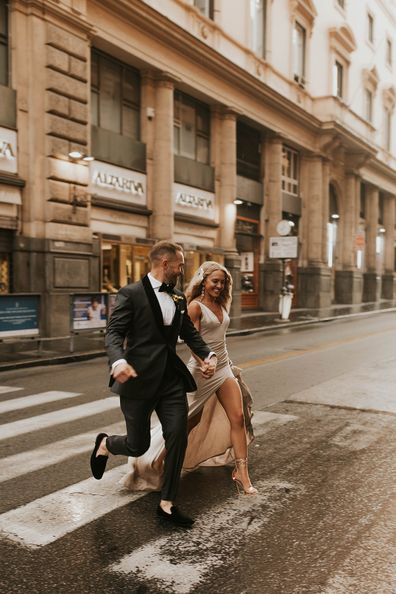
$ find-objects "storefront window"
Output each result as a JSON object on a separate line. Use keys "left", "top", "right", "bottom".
{"left": 236, "top": 204, "right": 260, "bottom": 309}
{"left": 281, "top": 146, "right": 299, "bottom": 196}
{"left": 91, "top": 50, "right": 140, "bottom": 139}
{"left": 174, "top": 92, "right": 210, "bottom": 164}
{"left": 101, "top": 242, "right": 150, "bottom": 291}
{"left": 0, "top": 252, "right": 10, "bottom": 293}
{"left": 0, "top": 0, "right": 8, "bottom": 87}
{"left": 237, "top": 122, "right": 261, "bottom": 181}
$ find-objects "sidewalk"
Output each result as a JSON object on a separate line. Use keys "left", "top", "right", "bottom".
{"left": 1, "top": 300, "right": 395, "bottom": 372}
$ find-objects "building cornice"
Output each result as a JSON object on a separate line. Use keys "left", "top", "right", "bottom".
{"left": 13, "top": 0, "right": 94, "bottom": 36}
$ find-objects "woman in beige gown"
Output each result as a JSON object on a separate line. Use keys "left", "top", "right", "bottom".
{"left": 121, "top": 261, "right": 257, "bottom": 495}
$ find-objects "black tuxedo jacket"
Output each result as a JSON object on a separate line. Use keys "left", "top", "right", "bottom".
{"left": 105, "top": 275, "right": 211, "bottom": 399}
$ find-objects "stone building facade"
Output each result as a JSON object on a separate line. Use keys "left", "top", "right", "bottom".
{"left": 0, "top": 0, "right": 395, "bottom": 336}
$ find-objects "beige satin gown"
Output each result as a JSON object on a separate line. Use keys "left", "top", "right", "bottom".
{"left": 120, "top": 301, "right": 254, "bottom": 491}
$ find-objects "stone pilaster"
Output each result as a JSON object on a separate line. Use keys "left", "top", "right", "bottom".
{"left": 298, "top": 156, "right": 331, "bottom": 308}
{"left": 217, "top": 108, "right": 240, "bottom": 323}
{"left": 150, "top": 73, "right": 176, "bottom": 240}
{"left": 381, "top": 194, "right": 396, "bottom": 299}
{"left": 13, "top": 8, "right": 97, "bottom": 337}
{"left": 363, "top": 186, "right": 380, "bottom": 302}
{"left": 262, "top": 136, "right": 283, "bottom": 311}
{"left": 335, "top": 173, "right": 363, "bottom": 303}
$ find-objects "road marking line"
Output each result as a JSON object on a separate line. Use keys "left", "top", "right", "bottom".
{"left": 0, "top": 412, "right": 297, "bottom": 548}
{"left": 0, "top": 421, "right": 126, "bottom": 483}
{"left": 0, "top": 391, "right": 82, "bottom": 414}
{"left": 110, "top": 478, "right": 299, "bottom": 594}
{"left": 0, "top": 386, "right": 22, "bottom": 395}
{"left": 0, "top": 397, "right": 119, "bottom": 441}
{"left": 239, "top": 326, "right": 396, "bottom": 371}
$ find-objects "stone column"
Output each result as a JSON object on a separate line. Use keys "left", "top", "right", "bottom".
{"left": 217, "top": 108, "right": 241, "bottom": 323}
{"left": 150, "top": 73, "right": 175, "bottom": 240}
{"left": 297, "top": 156, "right": 331, "bottom": 309}
{"left": 140, "top": 70, "right": 156, "bottom": 213}
{"left": 363, "top": 185, "right": 380, "bottom": 302}
{"left": 335, "top": 173, "right": 363, "bottom": 303}
{"left": 262, "top": 136, "right": 283, "bottom": 311}
{"left": 381, "top": 194, "right": 396, "bottom": 299}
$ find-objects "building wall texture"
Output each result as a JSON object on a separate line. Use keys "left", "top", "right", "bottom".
{"left": 0, "top": 0, "right": 395, "bottom": 335}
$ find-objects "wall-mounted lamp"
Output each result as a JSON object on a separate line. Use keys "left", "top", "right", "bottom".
{"left": 378, "top": 227, "right": 386, "bottom": 233}
{"left": 331, "top": 213, "right": 340, "bottom": 220}
{"left": 68, "top": 150, "right": 94, "bottom": 162}
{"left": 233, "top": 199, "right": 243, "bottom": 205}
{"left": 288, "top": 220, "right": 295, "bottom": 227}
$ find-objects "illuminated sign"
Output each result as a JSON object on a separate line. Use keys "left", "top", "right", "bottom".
{"left": 0, "top": 128, "right": 17, "bottom": 174}
{"left": 173, "top": 183, "right": 216, "bottom": 221}
{"left": 90, "top": 161, "right": 146, "bottom": 206}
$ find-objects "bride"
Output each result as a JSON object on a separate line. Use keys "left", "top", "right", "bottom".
{"left": 121, "top": 261, "right": 257, "bottom": 495}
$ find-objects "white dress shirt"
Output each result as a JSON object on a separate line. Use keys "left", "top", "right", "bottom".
{"left": 111, "top": 273, "right": 215, "bottom": 374}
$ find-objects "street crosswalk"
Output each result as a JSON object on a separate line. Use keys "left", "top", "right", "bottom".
{"left": 0, "top": 381, "right": 298, "bottom": 589}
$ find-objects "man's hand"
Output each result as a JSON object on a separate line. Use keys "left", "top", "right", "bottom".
{"left": 201, "top": 355, "right": 217, "bottom": 378}
{"left": 113, "top": 362, "right": 137, "bottom": 383}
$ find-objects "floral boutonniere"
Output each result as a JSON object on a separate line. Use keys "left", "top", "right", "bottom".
{"left": 171, "top": 293, "right": 185, "bottom": 314}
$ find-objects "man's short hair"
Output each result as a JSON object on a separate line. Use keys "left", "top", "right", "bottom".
{"left": 149, "top": 240, "right": 183, "bottom": 263}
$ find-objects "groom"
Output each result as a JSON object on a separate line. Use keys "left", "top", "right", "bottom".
{"left": 90, "top": 240, "right": 217, "bottom": 527}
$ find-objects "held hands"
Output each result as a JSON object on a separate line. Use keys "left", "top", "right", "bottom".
{"left": 113, "top": 362, "right": 137, "bottom": 383}
{"left": 200, "top": 355, "right": 217, "bottom": 379}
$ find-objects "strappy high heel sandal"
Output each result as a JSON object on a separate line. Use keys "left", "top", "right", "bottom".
{"left": 232, "top": 458, "right": 258, "bottom": 495}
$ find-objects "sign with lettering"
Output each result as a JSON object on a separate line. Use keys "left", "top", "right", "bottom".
{"left": 0, "top": 128, "right": 17, "bottom": 174}
{"left": 0, "top": 295, "right": 39, "bottom": 337}
{"left": 269, "top": 236, "right": 298, "bottom": 259}
{"left": 173, "top": 183, "right": 216, "bottom": 221}
{"left": 90, "top": 161, "right": 146, "bottom": 206}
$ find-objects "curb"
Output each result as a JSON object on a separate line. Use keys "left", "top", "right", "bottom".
{"left": 1, "top": 306, "right": 395, "bottom": 372}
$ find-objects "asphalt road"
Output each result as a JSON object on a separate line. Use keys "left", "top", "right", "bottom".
{"left": 0, "top": 311, "right": 395, "bottom": 594}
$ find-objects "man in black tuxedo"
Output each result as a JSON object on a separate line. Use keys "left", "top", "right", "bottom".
{"left": 90, "top": 240, "right": 217, "bottom": 527}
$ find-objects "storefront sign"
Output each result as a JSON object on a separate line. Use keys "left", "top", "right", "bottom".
{"left": 0, "top": 128, "right": 17, "bottom": 175}
{"left": 0, "top": 295, "right": 39, "bottom": 337}
{"left": 71, "top": 294, "right": 107, "bottom": 331}
{"left": 269, "top": 236, "right": 298, "bottom": 259}
{"left": 173, "top": 183, "right": 216, "bottom": 221}
{"left": 90, "top": 161, "right": 146, "bottom": 206}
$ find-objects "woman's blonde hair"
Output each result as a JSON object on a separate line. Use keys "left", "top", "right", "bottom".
{"left": 185, "top": 261, "right": 233, "bottom": 311}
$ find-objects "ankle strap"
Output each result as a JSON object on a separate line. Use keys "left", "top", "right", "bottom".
{"left": 235, "top": 458, "right": 248, "bottom": 466}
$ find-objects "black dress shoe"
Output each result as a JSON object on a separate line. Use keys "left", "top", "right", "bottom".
{"left": 90, "top": 432, "right": 108, "bottom": 480}
{"left": 157, "top": 505, "right": 194, "bottom": 527}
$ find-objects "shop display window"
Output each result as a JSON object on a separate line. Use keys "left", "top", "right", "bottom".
{"left": 101, "top": 242, "right": 150, "bottom": 292}
{"left": 0, "top": 253, "right": 10, "bottom": 293}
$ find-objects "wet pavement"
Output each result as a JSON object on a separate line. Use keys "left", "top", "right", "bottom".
{"left": 0, "top": 313, "right": 395, "bottom": 593}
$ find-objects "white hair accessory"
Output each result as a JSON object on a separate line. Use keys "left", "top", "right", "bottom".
{"left": 197, "top": 267, "right": 204, "bottom": 280}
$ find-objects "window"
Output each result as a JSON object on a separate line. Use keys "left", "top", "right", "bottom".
{"left": 174, "top": 92, "right": 210, "bottom": 164}
{"left": 333, "top": 60, "right": 344, "bottom": 98}
{"left": 359, "top": 183, "right": 366, "bottom": 219}
{"left": 0, "top": 0, "right": 8, "bottom": 86}
{"left": 91, "top": 50, "right": 140, "bottom": 139}
{"left": 386, "top": 39, "right": 392, "bottom": 67}
{"left": 293, "top": 22, "right": 306, "bottom": 84}
{"left": 384, "top": 108, "right": 392, "bottom": 152}
{"left": 365, "top": 88, "right": 373, "bottom": 122}
{"left": 250, "top": 0, "right": 266, "bottom": 59}
{"left": 281, "top": 147, "right": 299, "bottom": 196}
{"left": 367, "top": 13, "right": 374, "bottom": 44}
{"left": 194, "top": 0, "right": 214, "bottom": 19}
{"left": 237, "top": 122, "right": 261, "bottom": 181}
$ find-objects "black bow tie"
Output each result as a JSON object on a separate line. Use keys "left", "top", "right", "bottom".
{"left": 158, "top": 282, "right": 175, "bottom": 294}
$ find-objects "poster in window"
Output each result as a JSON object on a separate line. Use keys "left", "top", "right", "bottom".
{"left": 72, "top": 294, "right": 107, "bottom": 330}
{"left": 240, "top": 252, "right": 254, "bottom": 273}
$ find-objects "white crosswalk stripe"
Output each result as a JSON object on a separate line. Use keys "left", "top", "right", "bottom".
{"left": 0, "top": 397, "right": 119, "bottom": 440}
{"left": 0, "top": 384, "right": 298, "bottom": 550}
{"left": 0, "top": 386, "right": 22, "bottom": 395}
{"left": 0, "top": 391, "right": 81, "bottom": 414}
{"left": 0, "top": 421, "right": 125, "bottom": 483}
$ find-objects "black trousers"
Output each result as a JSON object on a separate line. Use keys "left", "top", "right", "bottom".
{"left": 106, "top": 373, "right": 188, "bottom": 501}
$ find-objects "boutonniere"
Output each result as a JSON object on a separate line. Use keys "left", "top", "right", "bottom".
{"left": 171, "top": 293, "right": 185, "bottom": 313}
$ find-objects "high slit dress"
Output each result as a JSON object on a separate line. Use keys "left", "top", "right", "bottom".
{"left": 120, "top": 301, "right": 254, "bottom": 492}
